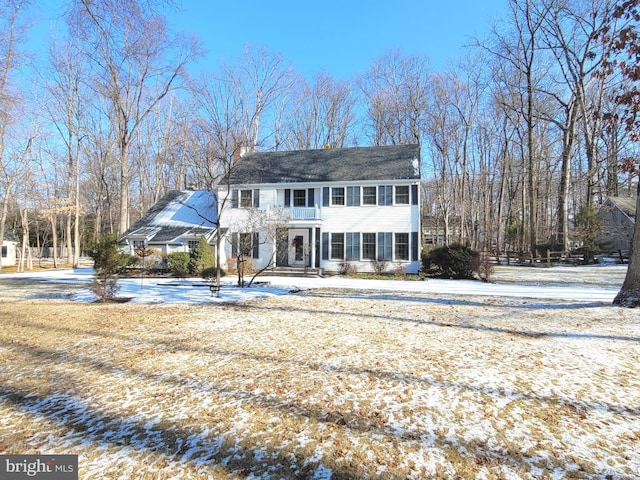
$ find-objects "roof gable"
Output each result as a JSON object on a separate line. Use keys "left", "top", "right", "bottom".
{"left": 602, "top": 196, "right": 637, "bottom": 219}
{"left": 122, "top": 190, "right": 218, "bottom": 244}
{"left": 228, "top": 144, "right": 421, "bottom": 185}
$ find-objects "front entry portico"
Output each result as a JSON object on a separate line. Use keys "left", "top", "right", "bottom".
{"left": 276, "top": 226, "right": 319, "bottom": 270}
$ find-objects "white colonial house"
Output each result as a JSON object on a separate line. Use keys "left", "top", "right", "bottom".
{"left": 221, "top": 144, "right": 422, "bottom": 274}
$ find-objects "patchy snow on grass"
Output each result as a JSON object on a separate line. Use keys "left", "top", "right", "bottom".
{"left": 0, "top": 265, "right": 638, "bottom": 479}
{"left": 0, "top": 263, "right": 625, "bottom": 304}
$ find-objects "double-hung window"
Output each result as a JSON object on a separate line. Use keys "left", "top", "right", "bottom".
{"left": 362, "top": 233, "right": 376, "bottom": 260}
{"left": 188, "top": 240, "right": 199, "bottom": 252}
{"left": 395, "top": 233, "right": 409, "bottom": 260}
{"left": 293, "top": 189, "right": 307, "bottom": 207}
{"left": 240, "top": 190, "right": 253, "bottom": 208}
{"left": 331, "top": 187, "right": 345, "bottom": 206}
{"left": 395, "top": 185, "right": 410, "bottom": 204}
{"left": 330, "top": 233, "right": 345, "bottom": 259}
{"left": 362, "top": 186, "right": 377, "bottom": 205}
{"left": 233, "top": 189, "right": 260, "bottom": 208}
{"left": 286, "top": 188, "right": 315, "bottom": 207}
{"left": 239, "top": 232, "right": 260, "bottom": 259}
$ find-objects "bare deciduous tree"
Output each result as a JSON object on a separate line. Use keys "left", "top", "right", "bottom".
{"left": 68, "top": 0, "right": 202, "bottom": 235}
{"left": 231, "top": 206, "right": 290, "bottom": 287}
{"left": 359, "top": 50, "right": 431, "bottom": 146}
{"left": 488, "top": 0, "right": 551, "bottom": 255}
{"left": 42, "top": 35, "right": 90, "bottom": 267}
{"left": 0, "top": 0, "right": 31, "bottom": 272}
{"left": 281, "top": 70, "right": 357, "bottom": 150}
{"left": 220, "top": 45, "right": 295, "bottom": 150}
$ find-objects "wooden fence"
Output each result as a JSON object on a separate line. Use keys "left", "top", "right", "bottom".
{"left": 486, "top": 250, "right": 585, "bottom": 266}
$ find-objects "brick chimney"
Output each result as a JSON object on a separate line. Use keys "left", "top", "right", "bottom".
{"left": 232, "top": 145, "right": 248, "bottom": 162}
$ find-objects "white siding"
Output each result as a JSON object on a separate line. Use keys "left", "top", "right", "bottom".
{"left": 220, "top": 181, "right": 421, "bottom": 274}
{"left": 1, "top": 241, "right": 17, "bottom": 267}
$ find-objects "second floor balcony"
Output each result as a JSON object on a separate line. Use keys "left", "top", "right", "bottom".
{"left": 288, "top": 206, "right": 322, "bottom": 221}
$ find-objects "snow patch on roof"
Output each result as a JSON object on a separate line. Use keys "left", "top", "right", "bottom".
{"left": 412, "top": 157, "right": 420, "bottom": 177}
{"left": 151, "top": 190, "right": 217, "bottom": 227}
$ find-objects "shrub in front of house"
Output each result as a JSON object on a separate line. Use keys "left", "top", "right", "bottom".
{"left": 393, "top": 263, "right": 406, "bottom": 277}
{"left": 472, "top": 253, "right": 494, "bottom": 282}
{"left": 136, "top": 248, "right": 164, "bottom": 272}
{"left": 421, "top": 243, "right": 479, "bottom": 279}
{"left": 189, "top": 236, "right": 215, "bottom": 275}
{"left": 167, "top": 252, "right": 191, "bottom": 278}
{"left": 87, "top": 234, "right": 135, "bottom": 301}
{"left": 201, "top": 266, "right": 226, "bottom": 282}
{"left": 372, "top": 257, "right": 388, "bottom": 275}
{"left": 339, "top": 261, "right": 357, "bottom": 275}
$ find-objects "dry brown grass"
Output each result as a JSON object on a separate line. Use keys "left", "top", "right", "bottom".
{"left": 0, "top": 287, "right": 639, "bottom": 479}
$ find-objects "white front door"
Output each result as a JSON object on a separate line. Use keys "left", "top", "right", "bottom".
{"left": 288, "top": 229, "right": 309, "bottom": 266}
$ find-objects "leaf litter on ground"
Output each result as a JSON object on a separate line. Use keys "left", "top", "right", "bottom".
{"left": 0, "top": 265, "right": 638, "bottom": 479}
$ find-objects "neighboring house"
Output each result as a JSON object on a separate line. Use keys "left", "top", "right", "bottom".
{"left": 221, "top": 144, "right": 422, "bottom": 274}
{"left": 120, "top": 189, "right": 225, "bottom": 267}
{"left": 422, "top": 215, "right": 462, "bottom": 247}
{"left": 1, "top": 230, "right": 18, "bottom": 268}
{"left": 598, "top": 196, "right": 636, "bottom": 254}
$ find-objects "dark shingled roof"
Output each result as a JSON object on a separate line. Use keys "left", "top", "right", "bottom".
{"left": 121, "top": 190, "right": 218, "bottom": 245}
{"left": 228, "top": 144, "right": 421, "bottom": 185}
{"left": 2, "top": 230, "right": 18, "bottom": 242}
{"left": 605, "top": 196, "right": 637, "bottom": 219}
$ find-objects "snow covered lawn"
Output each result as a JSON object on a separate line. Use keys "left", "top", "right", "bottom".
{"left": 0, "top": 266, "right": 639, "bottom": 479}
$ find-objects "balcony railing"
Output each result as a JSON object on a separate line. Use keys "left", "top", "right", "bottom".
{"left": 289, "top": 206, "right": 321, "bottom": 221}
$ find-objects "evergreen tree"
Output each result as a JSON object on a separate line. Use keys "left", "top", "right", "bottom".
{"left": 167, "top": 252, "right": 191, "bottom": 278}
{"left": 574, "top": 205, "right": 605, "bottom": 263}
{"left": 421, "top": 244, "right": 479, "bottom": 279}
{"left": 189, "top": 236, "right": 215, "bottom": 275}
{"left": 87, "top": 234, "right": 134, "bottom": 301}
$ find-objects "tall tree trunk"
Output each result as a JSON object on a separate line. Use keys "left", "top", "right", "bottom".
{"left": 51, "top": 213, "right": 58, "bottom": 268}
{"left": 557, "top": 102, "right": 577, "bottom": 252}
{"left": 613, "top": 187, "right": 640, "bottom": 306}
{"left": 74, "top": 171, "right": 81, "bottom": 267}
{"left": 66, "top": 211, "right": 72, "bottom": 264}
{"left": 118, "top": 140, "right": 130, "bottom": 236}
{"left": 0, "top": 195, "right": 9, "bottom": 273}
{"left": 527, "top": 71, "right": 538, "bottom": 256}
{"left": 18, "top": 208, "right": 28, "bottom": 272}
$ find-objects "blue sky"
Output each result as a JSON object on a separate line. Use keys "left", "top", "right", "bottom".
{"left": 176, "top": 0, "right": 506, "bottom": 77}
{"left": 31, "top": 0, "right": 506, "bottom": 78}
